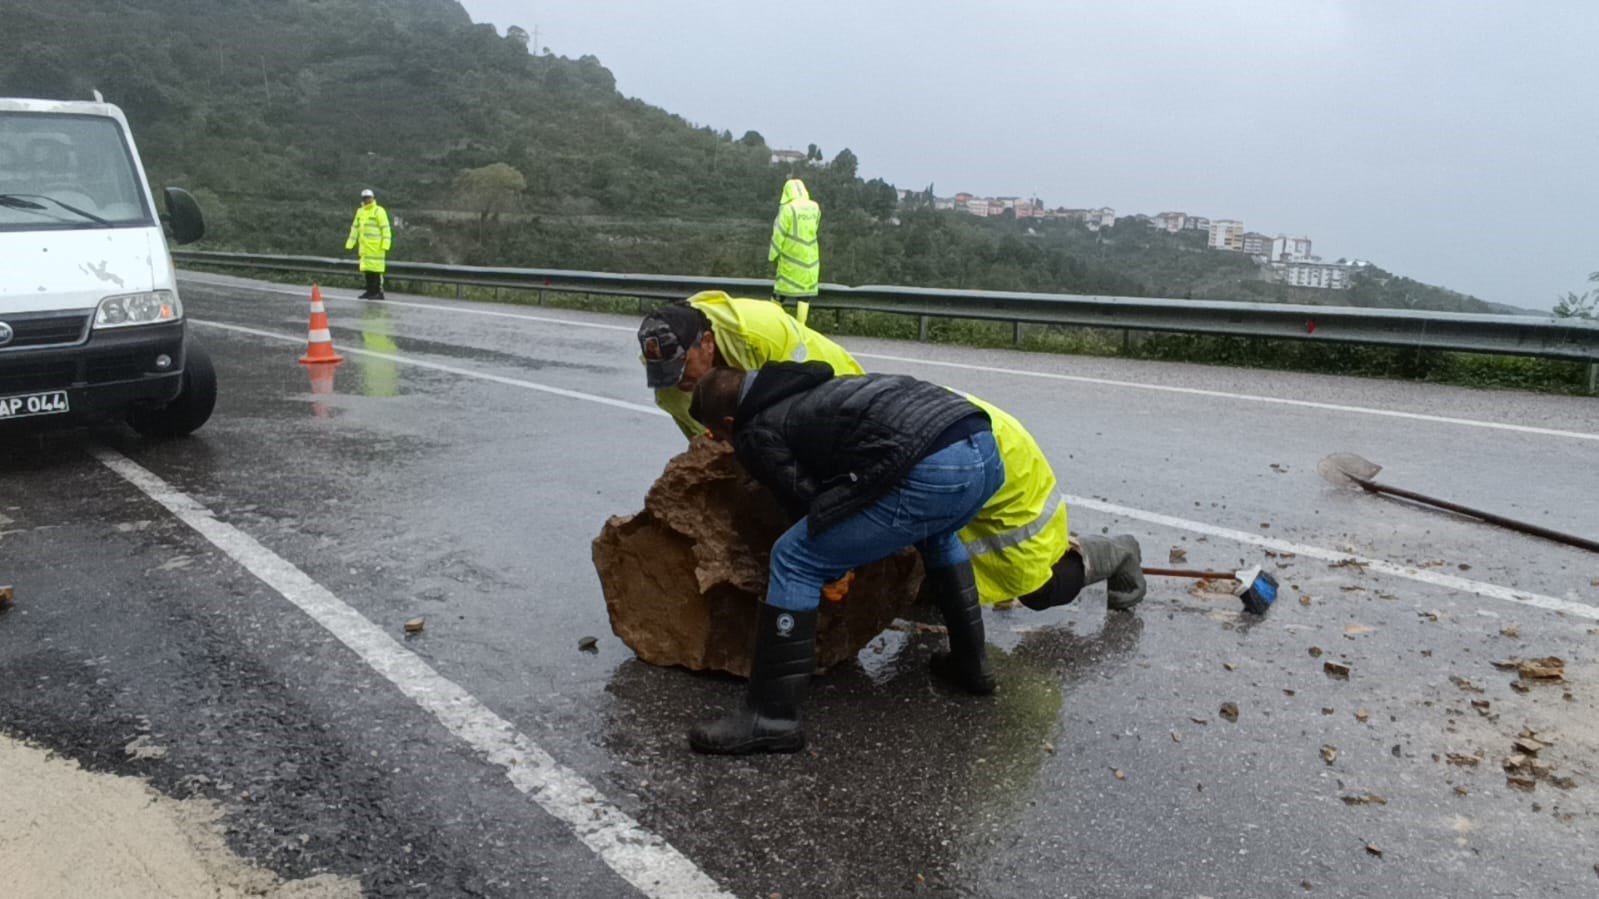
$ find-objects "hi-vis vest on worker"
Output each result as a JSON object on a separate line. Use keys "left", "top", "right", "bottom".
{"left": 958, "top": 395, "right": 1070, "bottom": 605}
{"left": 655, "top": 290, "right": 863, "bottom": 439}
{"left": 346, "top": 202, "right": 392, "bottom": 273}
{"left": 769, "top": 179, "right": 820, "bottom": 304}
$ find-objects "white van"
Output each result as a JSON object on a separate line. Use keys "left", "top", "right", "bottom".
{"left": 0, "top": 96, "right": 214, "bottom": 437}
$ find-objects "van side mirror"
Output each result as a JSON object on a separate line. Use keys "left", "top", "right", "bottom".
{"left": 162, "top": 187, "right": 206, "bottom": 245}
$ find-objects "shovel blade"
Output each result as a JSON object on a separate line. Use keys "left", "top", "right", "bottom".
{"left": 1319, "top": 452, "right": 1383, "bottom": 488}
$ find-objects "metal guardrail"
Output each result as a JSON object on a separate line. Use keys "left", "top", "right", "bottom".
{"left": 174, "top": 251, "right": 1599, "bottom": 379}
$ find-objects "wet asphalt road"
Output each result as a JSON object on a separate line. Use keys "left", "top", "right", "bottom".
{"left": 3, "top": 271, "right": 1599, "bottom": 898}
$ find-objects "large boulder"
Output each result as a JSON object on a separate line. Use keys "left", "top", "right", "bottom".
{"left": 592, "top": 439, "right": 923, "bottom": 677}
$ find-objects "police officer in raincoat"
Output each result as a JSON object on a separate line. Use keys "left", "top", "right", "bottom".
{"left": 346, "top": 188, "right": 392, "bottom": 299}
{"left": 769, "top": 178, "right": 820, "bottom": 322}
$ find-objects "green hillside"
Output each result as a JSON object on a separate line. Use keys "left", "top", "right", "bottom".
{"left": 1, "top": 0, "right": 1507, "bottom": 312}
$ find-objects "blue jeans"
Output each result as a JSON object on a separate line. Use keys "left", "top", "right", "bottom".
{"left": 766, "top": 430, "right": 1006, "bottom": 611}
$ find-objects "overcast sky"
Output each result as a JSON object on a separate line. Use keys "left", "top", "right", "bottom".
{"left": 457, "top": 1, "right": 1598, "bottom": 311}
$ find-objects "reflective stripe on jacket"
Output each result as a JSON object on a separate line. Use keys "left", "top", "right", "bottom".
{"left": 654, "top": 290, "right": 863, "bottom": 438}
{"left": 958, "top": 395, "right": 1070, "bottom": 604}
{"left": 346, "top": 203, "right": 392, "bottom": 273}
{"left": 769, "top": 179, "right": 820, "bottom": 298}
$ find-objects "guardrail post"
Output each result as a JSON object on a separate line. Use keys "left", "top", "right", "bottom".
{"left": 456, "top": 283, "right": 464, "bottom": 299}
{"left": 918, "top": 315, "right": 930, "bottom": 342}
{"left": 1014, "top": 321, "right": 1023, "bottom": 348}
{"left": 1589, "top": 362, "right": 1598, "bottom": 396}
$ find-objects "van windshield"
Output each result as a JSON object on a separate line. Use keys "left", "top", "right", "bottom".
{"left": 0, "top": 112, "right": 152, "bottom": 231}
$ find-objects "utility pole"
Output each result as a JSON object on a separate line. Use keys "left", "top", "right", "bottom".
{"left": 533, "top": 25, "right": 541, "bottom": 54}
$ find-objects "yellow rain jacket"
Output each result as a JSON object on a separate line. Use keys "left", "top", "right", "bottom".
{"left": 655, "top": 290, "right": 863, "bottom": 439}
{"left": 769, "top": 179, "right": 820, "bottom": 304}
{"left": 345, "top": 202, "right": 393, "bottom": 273}
{"left": 958, "top": 395, "right": 1070, "bottom": 605}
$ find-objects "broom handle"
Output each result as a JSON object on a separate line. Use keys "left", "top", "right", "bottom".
{"left": 1142, "top": 567, "right": 1237, "bottom": 580}
{"left": 1355, "top": 477, "right": 1599, "bottom": 555}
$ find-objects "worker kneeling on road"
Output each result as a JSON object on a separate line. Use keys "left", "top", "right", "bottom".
{"left": 688, "top": 362, "right": 1005, "bottom": 755}
{"left": 638, "top": 290, "right": 863, "bottom": 439}
{"left": 638, "top": 296, "right": 1146, "bottom": 612}
{"left": 960, "top": 395, "right": 1147, "bottom": 613}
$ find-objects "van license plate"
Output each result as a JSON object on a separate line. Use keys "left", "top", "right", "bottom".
{"left": 0, "top": 390, "right": 70, "bottom": 419}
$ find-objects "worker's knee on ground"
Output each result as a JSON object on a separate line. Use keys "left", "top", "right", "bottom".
{"left": 1018, "top": 550, "right": 1087, "bottom": 610}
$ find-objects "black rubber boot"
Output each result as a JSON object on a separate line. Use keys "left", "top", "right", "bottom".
{"left": 689, "top": 603, "right": 816, "bottom": 755}
{"left": 362, "top": 272, "right": 384, "bottom": 300}
{"left": 926, "top": 563, "right": 997, "bottom": 695}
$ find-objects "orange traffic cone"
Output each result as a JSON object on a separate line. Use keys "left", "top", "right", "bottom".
{"left": 298, "top": 285, "right": 344, "bottom": 364}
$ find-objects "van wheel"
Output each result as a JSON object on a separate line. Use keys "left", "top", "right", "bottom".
{"left": 128, "top": 343, "right": 218, "bottom": 437}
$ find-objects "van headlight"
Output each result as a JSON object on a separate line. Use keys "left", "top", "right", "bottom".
{"left": 95, "top": 290, "right": 183, "bottom": 328}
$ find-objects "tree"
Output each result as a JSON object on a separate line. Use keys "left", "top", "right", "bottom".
{"left": 454, "top": 162, "right": 527, "bottom": 240}
{"left": 506, "top": 25, "right": 530, "bottom": 47}
{"left": 829, "top": 147, "right": 858, "bottom": 181}
{"left": 738, "top": 130, "right": 766, "bottom": 148}
{"left": 806, "top": 143, "right": 822, "bottom": 162}
{"left": 1552, "top": 271, "right": 1599, "bottom": 319}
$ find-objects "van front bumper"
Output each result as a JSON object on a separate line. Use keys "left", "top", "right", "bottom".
{"left": 0, "top": 320, "right": 186, "bottom": 426}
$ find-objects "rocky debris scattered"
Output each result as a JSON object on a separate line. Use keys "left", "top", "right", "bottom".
{"left": 1499, "top": 728, "right": 1575, "bottom": 792}
{"left": 1491, "top": 657, "right": 1566, "bottom": 684}
{"left": 1324, "top": 662, "right": 1352, "bottom": 680}
{"left": 592, "top": 438, "right": 923, "bottom": 676}
{"left": 403, "top": 616, "right": 424, "bottom": 634}
{"left": 1219, "top": 702, "right": 1240, "bottom": 722}
{"left": 577, "top": 636, "right": 599, "bottom": 653}
{"left": 0, "top": 584, "right": 13, "bottom": 610}
{"left": 1341, "top": 793, "right": 1387, "bottom": 806}
{"left": 1168, "top": 546, "right": 1187, "bottom": 563}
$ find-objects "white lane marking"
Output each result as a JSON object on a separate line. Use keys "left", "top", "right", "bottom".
{"left": 179, "top": 273, "right": 638, "bottom": 332}
{"left": 91, "top": 447, "right": 733, "bottom": 899}
{"left": 859, "top": 352, "right": 1599, "bottom": 443}
{"left": 191, "top": 320, "right": 666, "bottom": 418}
{"left": 1063, "top": 493, "right": 1599, "bottom": 620}
{"left": 180, "top": 272, "right": 1599, "bottom": 443}
{"left": 194, "top": 316, "right": 1593, "bottom": 620}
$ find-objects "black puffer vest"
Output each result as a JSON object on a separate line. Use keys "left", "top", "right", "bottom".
{"left": 733, "top": 362, "right": 987, "bottom": 535}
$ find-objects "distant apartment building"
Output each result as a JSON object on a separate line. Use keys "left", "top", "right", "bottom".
{"left": 961, "top": 198, "right": 996, "bottom": 217}
{"left": 1152, "top": 211, "right": 1187, "bottom": 233}
{"left": 1272, "top": 235, "right": 1313, "bottom": 263}
{"left": 1006, "top": 197, "right": 1044, "bottom": 219}
{"left": 1184, "top": 216, "right": 1211, "bottom": 231}
{"left": 1240, "top": 231, "right": 1273, "bottom": 256}
{"left": 1087, "top": 207, "right": 1116, "bottom": 230}
{"left": 769, "top": 149, "right": 807, "bottom": 165}
{"left": 1208, "top": 219, "right": 1244, "bottom": 251}
{"left": 1282, "top": 261, "right": 1351, "bottom": 290}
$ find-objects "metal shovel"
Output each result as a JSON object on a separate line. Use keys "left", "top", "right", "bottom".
{"left": 1318, "top": 452, "right": 1599, "bottom": 554}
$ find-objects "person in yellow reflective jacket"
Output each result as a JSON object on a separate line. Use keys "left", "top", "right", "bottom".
{"left": 769, "top": 178, "right": 820, "bottom": 324}
{"left": 345, "top": 188, "right": 392, "bottom": 299}
{"left": 637, "top": 290, "right": 862, "bottom": 439}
